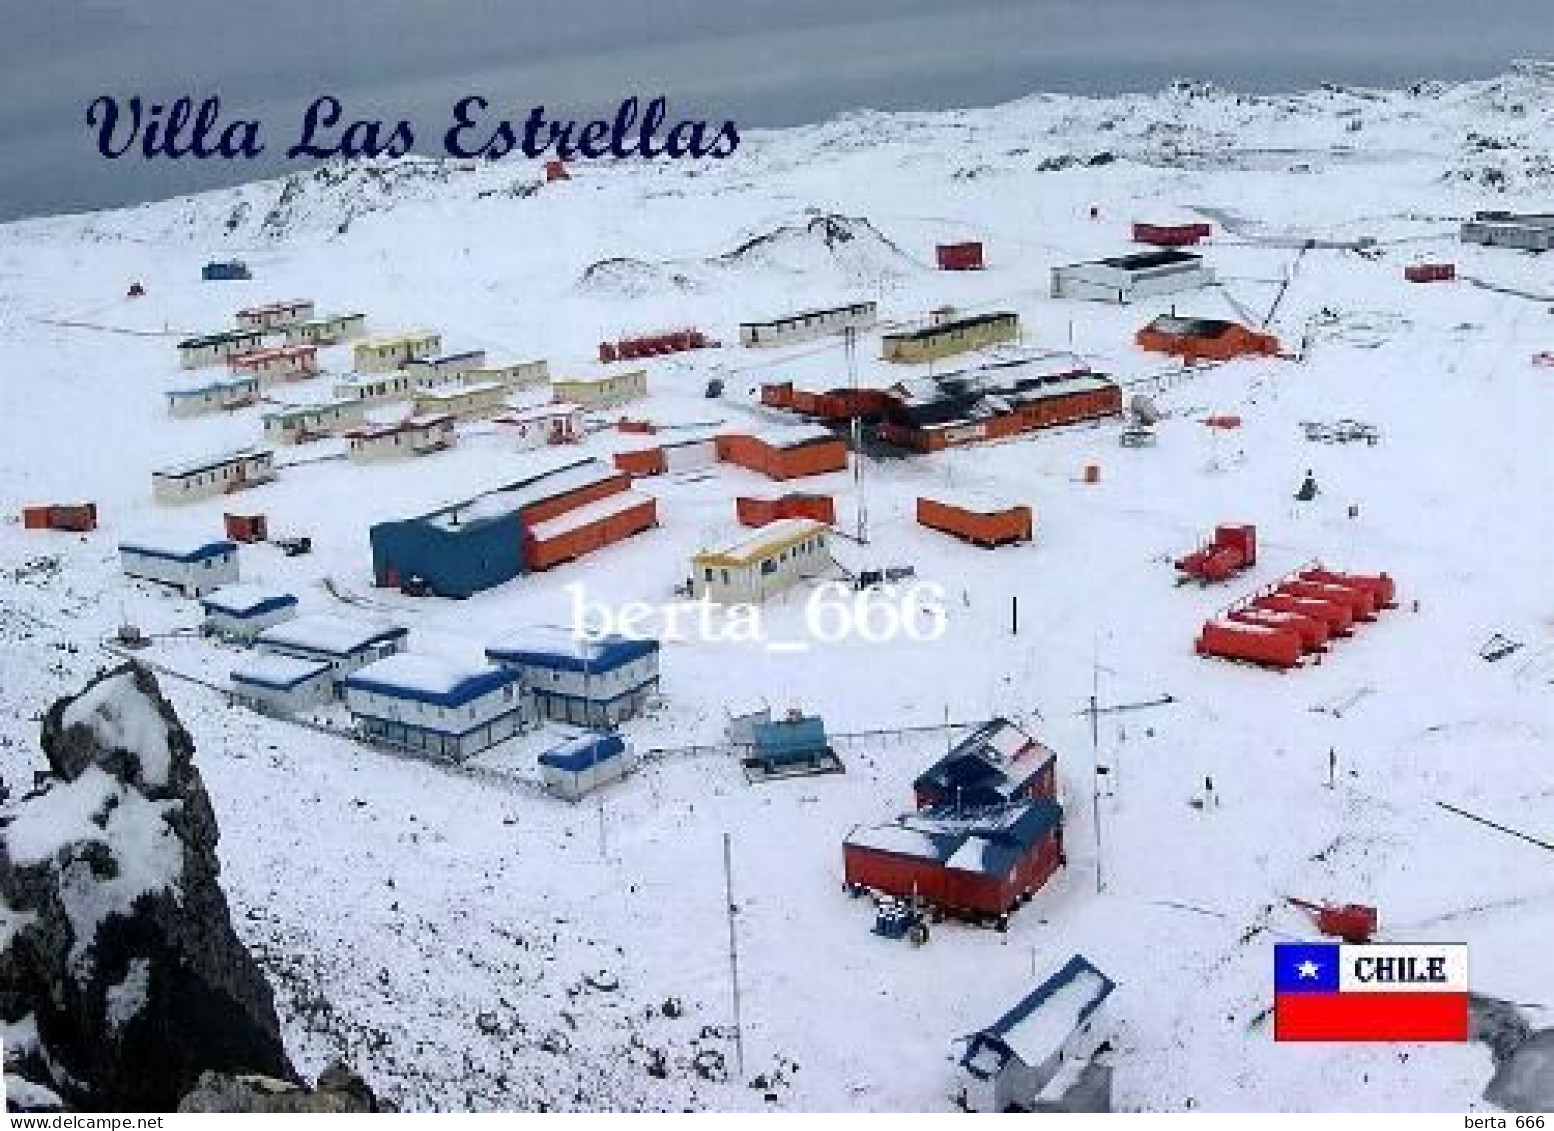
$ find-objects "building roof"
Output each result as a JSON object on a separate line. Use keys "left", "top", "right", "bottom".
{"left": 1091, "top": 249, "right": 1202, "bottom": 272}
{"left": 199, "top": 585, "right": 297, "bottom": 618}
{"left": 538, "top": 731, "right": 629, "bottom": 772}
{"left": 237, "top": 299, "right": 310, "bottom": 316}
{"left": 739, "top": 300, "right": 876, "bottom": 330}
{"left": 526, "top": 488, "right": 651, "bottom": 541}
{"left": 845, "top": 797, "right": 1063, "bottom": 878}
{"left": 230, "top": 653, "right": 333, "bottom": 692}
{"left": 356, "top": 330, "right": 439, "bottom": 349}
{"left": 495, "top": 402, "right": 582, "bottom": 425}
{"left": 261, "top": 399, "right": 358, "bottom": 425}
{"left": 256, "top": 613, "right": 406, "bottom": 659}
{"left": 293, "top": 312, "right": 365, "bottom": 329}
{"left": 883, "top": 310, "right": 1016, "bottom": 344}
{"left": 409, "top": 349, "right": 486, "bottom": 367}
{"left": 153, "top": 446, "right": 272, "bottom": 479}
{"left": 344, "top": 413, "right": 455, "bottom": 441}
{"left": 920, "top": 490, "right": 1030, "bottom": 516}
{"left": 178, "top": 329, "right": 262, "bottom": 350}
{"left": 915, "top": 717, "right": 1054, "bottom": 804}
{"left": 344, "top": 653, "right": 518, "bottom": 707}
{"left": 749, "top": 423, "right": 842, "bottom": 450}
{"left": 886, "top": 357, "right": 1115, "bottom": 431}
{"left": 119, "top": 537, "right": 237, "bottom": 564}
{"left": 967, "top": 955, "right": 1116, "bottom": 1070}
{"left": 167, "top": 374, "right": 259, "bottom": 398}
{"left": 232, "top": 344, "right": 316, "bottom": 364}
{"left": 695, "top": 517, "right": 829, "bottom": 568}
{"left": 414, "top": 380, "right": 506, "bottom": 403}
{"left": 1143, "top": 315, "right": 1238, "bottom": 339}
{"left": 486, "top": 630, "right": 659, "bottom": 673}
{"left": 553, "top": 368, "right": 647, "bottom": 388}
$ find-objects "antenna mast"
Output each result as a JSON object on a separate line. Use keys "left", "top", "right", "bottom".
{"left": 846, "top": 325, "right": 869, "bottom": 544}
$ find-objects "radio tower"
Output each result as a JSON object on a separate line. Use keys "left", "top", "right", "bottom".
{"left": 846, "top": 325, "right": 869, "bottom": 544}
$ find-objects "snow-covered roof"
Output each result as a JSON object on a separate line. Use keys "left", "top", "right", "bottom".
{"left": 237, "top": 298, "right": 310, "bottom": 316}
{"left": 486, "top": 629, "right": 658, "bottom": 673}
{"left": 198, "top": 584, "right": 297, "bottom": 618}
{"left": 344, "top": 653, "right": 517, "bottom": 707}
{"left": 419, "top": 459, "right": 620, "bottom": 531}
{"left": 749, "top": 423, "right": 841, "bottom": 449}
{"left": 844, "top": 821, "right": 956, "bottom": 862}
{"left": 344, "top": 413, "right": 454, "bottom": 441}
{"left": 538, "top": 732, "right": 629, "bottom": 772}
{"left": 920, "top": 489, "right": 1030, "bottom": 515}
{"left": 696, "top": 517, "right": 829, "bottom": 566}
{"left": 261, "top": 399, "right": 358, "bottom": 424}
{"left": 167, "top": 374, "right": 257, "bottom": 397}
{"left": 415, "top": 380, "right": 505, "bottom": 402}
{"left": 496, "top": 402, "right": 582, "bottom": 424}
{"left": 973, "top": 955, "right": 1116, "bottom": 1068}
{"left": 230, "top": 653, "right": 333, "bottom": 691}
{"left": 118, "top": 537, "right": 236, "bottom": 564}
{"left": 256, "top": 613, "right": 406, "bottom": 659}
{"left": 527, "top": 489, "right": 652, "bottom": 541}
{"left": 153, "top": 446, "right": 272, "bottom": 479}
{"left": 740, "top": 300, "right": 876, "bottom": 329}
{"left": 178, "top": 328, "right": 262, "bottom": 349}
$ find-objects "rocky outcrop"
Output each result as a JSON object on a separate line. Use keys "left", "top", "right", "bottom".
{"left": 1472, "top": 995, "right": 1554, "bottom": 1113}
{"left": 0, "top": 663, "right": 295, "bottom": 1111}
{"left": 179, "top": 1063, "right": 392, "bottom": 1113}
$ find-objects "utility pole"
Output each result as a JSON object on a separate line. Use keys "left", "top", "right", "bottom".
{"left": 1011, "top": 594, "right": 1019, "bottom": 636}
{"left": 722, "top": 832, "right": 746, "bottom": 1081}
{"left": 1327, "top": 747, "right": 1337, "bottom": 790}
{"left": 846, "top": 325, "right": 868, "bottom": 544}
{"left": 1091, "top": 691, "right": 1105, "bottom": 894}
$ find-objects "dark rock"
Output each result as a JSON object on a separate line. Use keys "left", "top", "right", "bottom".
{"left": 2, "top": 663, "right": 296, "bottom": 1111}
{"left": 179, "top": 1063, "right": 391, "bottom": 1113}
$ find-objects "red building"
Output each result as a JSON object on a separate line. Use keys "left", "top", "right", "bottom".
{"left": 736, "top": 493, "right": 836, "bottom": 527}
{"left": 917, "top": 495, "right": 1033, "bottom": 548}
{"left": 879, "top": 362, "right": 1122, "bottom": 452}
{"left": 936, "top": 241, "right": 985, "bottom": 270}
{"left": 21, "top": 503, "right": 97, "bottom": 533}
{"left": 1136, "top": 316, "right": 1281, "bottom": 363}
{"left": 1133, "top": 221, "right": 1212, "bottom": 247}
{"left": 843, "top": 799, "right": 1065, "bottom": 926}
{"left": 1404, "top": 263, "right": 1456, "bottom": 283}
{"left": 759, "top": 382, "right": 896, "bottom": 420}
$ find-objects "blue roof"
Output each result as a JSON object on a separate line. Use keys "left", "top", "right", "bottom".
{"left": 968, "top": 954, "right": 1116, "bottom": 1067}
{"left": 486, "top": 634, "right": 659, "bottom": 673}
{"left": 230, "top": 654, "right": 333, "bottom": 691}
{"left": 538, "top": 732, "right": 627, "bottom": 772}
{"left": 914, "top": 718, "right": 1055, "bottom": 805}
{"left": 200, "top": 588, "right": 297, "bottom": 619}
{"left": 343, "top": 655, "right": 519, "bottom": 708}
{"left": 119, "top": 539, "right": 237, "bottom": 564}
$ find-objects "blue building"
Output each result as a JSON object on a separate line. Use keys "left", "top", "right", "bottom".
{"left": 369, "top": 458, "right": 621, "bottom": 599}
{"left": 202, "top": 260, "right": 251, "bottom": 280}
{"left": 726, "top": 708, "right": 835, "bottom": 774}
{"left": 957, "top": 954, "right": 1116, "bottom": 1113}
{"left": 254, "top": 613, "right": 407, "bottom": 693}
{"left": 914, "top": 718, "right": 1057, "bottom": 810}
{"left": 538, "top": 731, "right": 638, "bottom": 800}
{"left": 486, "top": 631, "right": 660, "bottom": 727}
{"left": 343, "top": 653, "right": 526, "bottom": 760}
{"left": 199, "top": 584, "right": 297, "bottom": 640}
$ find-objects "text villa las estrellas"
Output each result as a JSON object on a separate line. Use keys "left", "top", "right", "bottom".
{"left": 84, "top": 94, "right": 741, "bottom": 163}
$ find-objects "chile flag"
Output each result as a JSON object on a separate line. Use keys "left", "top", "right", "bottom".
{"left": 1274, "top": 942, "right": 1469, "bottom": 1042}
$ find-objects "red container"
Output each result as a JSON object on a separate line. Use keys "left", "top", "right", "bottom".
{"left": 1284, "top": 579, "right": 1376, "bottom": 622}
{"left": 917, "top": 497, "right": 1033, "bottom": 547}
{"left": 223, "top": 512, "right": 268, "bottom": 543}
{"left": 1133, "top": 222, "right": 1211, "bottom": 247}
{"left": 1196, "top": 618, "right": 1303, "bottom": 669}
{"left": 1316, "top": 903, "right": 1378, "bottom": 943}
{"left": 1230, "top": 607, "right": 1328, "bottom": 652}
{"left": 1302, "top": 568, "right": 1396, "bottom": 609}
{"left": 737, "top": 494, "right": 836, "bottom": 528}
{"left": 1215, "top": 523, "right": 1257, "bottom": 565}
{"left": 935, "top": 241, "right": 985, "bottom": 271}
{"left": 1405, "top": 263, "right": 1455, "bottom": 283}
{"left": 613, "top": 448, "right": 666, "bottom": 477}
{"left": 1268, "top": 589, "right": 1354, "bottom": 635}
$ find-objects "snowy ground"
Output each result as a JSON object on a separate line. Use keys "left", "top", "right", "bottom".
{"left": 1, "top": 69, "right": 1551, "bottom": 1111}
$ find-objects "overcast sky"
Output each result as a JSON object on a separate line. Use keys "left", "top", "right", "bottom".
{"left": 0, "top": 1, "right": 1547, "bottom": 221}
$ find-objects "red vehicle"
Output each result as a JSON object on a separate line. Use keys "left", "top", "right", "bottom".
{"left": 1175, "top": 524, "right": 1256, "bottom": 584}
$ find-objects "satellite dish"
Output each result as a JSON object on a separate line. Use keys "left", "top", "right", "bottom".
{"left": 1130, "top": 394, "right": 1163, "bottom": 426}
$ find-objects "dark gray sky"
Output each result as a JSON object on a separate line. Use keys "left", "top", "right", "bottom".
{"left": 0, "top": 1, "right": 1547, "bottom": 222}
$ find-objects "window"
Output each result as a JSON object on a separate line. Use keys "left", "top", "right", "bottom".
{"left": 760, "top": 559, "right": 778, "bottom": 575}
{"left": 721, "top": 570, "right": 730, "bottom": 585}
{"left": 704, "top": 568, "right": 714, "bottom": 582}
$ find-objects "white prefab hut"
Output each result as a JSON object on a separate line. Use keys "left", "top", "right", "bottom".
{"left": 344, "top": 414, "right": 456, "bottom": 462}
{"left": 404, "top": 349, "right": 488, "bottom": 389}
{"left": 254, "top": 613, "right": 408, "bottom": 691}
{"left": 1050, "top": 250, "right": 1213, "bottom": 304}
{"left": 486, "top": 631, "right": 660, "bottom": 727}
{"left": 739, "top": 301, "right": 877, "bottom": 347}
{"left": 177, "top": 329, "right": 266, "bottom": 369}
{"left": 119, "top": 537, "right": 239, "bottom": 597}
{"left": 551, "top": 368, "right": 647, "bottom": 408}
{"left": 283, "top": 313, "right": 367, "bottom": 346}
{"left": 411, "top": 381, "right": 507, "bottom": 420}
{"left": 261, "top": 399, "right": 366, "bottom": 444}
{"left": 1461, "top": 212, "right": 1554, "bottom": 251}
{"left": 352, "top": 331, "right": 441, "bottom": 373}
{"left": 466, "top": 359, "right": 548, "bottom": 390}
{"left": 230, "top": 654, "right": 335, "bottom": 715}
{"left": 152, "top": 448, "right": 275, "bottom": 504}
{"left": 165, "top": 374, "right": 260, "bottom": 417}
{"left": 199, "top": 584, "right": 298, "bottom": 640}
{"left": 494, "top": 402, "right": 583, "bottom": 449}
{"left": 691, "top": 518, "right": 832, "bottom": 605}
{"left": 343, "top": 654, "right": 527, "bottom": 760}
{"left": 229, "top": 345, "right": 321, "bottom": 384}
{"left": 334, "top": 371, "right": 415, "bottom": 404}
{"left": 538, "top": 732, "right": 638, "bottom": 801}
{"left": 957, "top": 955, "right": 1117, "bottom": 1114}
{"left": 235, "top": 299, "right": 314, "bottom": 332}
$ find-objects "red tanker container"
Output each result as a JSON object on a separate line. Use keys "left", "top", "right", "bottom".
{"left": 1261, "top": 591, "right": 1354, "bottom": 636}
{"left": 1285, "top": 579, "right": 1376, "bottom": 621}
{"left": 1301, "top": 568, "right": 1396, "bottom": 609}
{"left": 1196, "top": 618, "right": 1303, "bottom": 669}
{"left": 1229, "top": 606, "right": 1328, "bottom": 652}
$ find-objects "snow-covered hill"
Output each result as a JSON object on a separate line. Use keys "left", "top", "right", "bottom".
{"left": 0, "top": 68, "right": 1551, "bottom": 1112}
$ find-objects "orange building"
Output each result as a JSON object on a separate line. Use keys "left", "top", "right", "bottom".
{"left": 716, "top": 428, "right": 848, "bottom": 481}
{"left": 1135, "top": 316, "right": 1280, "bottom": 362}
{"left": 917, "top": 495, "right": 1033, "bottom": 548}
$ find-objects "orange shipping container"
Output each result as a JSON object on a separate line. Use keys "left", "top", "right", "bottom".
{"left": 736, "top": 494, "right": 836, "bottom": 527}
{"left": 613, "top": 448, "right": 667, "bottom": 477}
{"left": 916, "top": 496, "right": 1033, "bottom": 547}
{"left": 525, "top": 495, "right": 656, "bottom": 571}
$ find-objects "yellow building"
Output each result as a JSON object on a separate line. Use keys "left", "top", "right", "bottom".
{"left": 352, "top": 330, "right": 442, "bottom": 373}
{"left": 551, "top": 367, "right": 647, "bottom": 407}
{"left": 691, "top": 518, "right": 832, "bottom": 605}
{"left": 411, "top": 381, "right": 508, "bottom": 420}
{"left": 881, "top": 310, "right": 1019, "bottom": 364}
